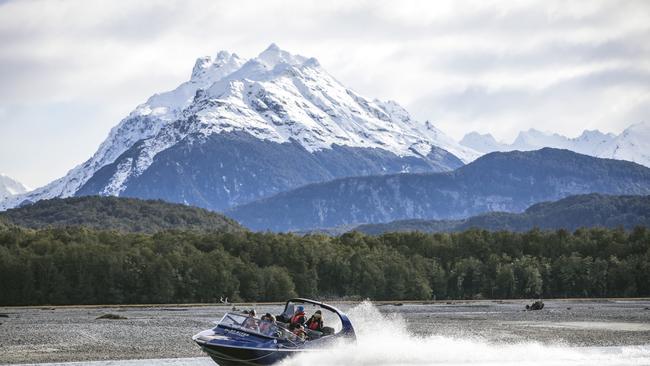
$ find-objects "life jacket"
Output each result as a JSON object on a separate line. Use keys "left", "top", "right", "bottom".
{"left": 307, "top": 318, "right": 321, "bottom": 330}
{"left": 290, "top": 311, "right": 305, "bottom": 326}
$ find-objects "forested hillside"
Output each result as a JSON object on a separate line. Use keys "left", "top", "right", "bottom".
{"left": 356, "top": 194, "right": 650, "bottom": 234}
{"left": 1, "top": 225, "right": 648, "bottom": 305}
{"left": 229, "top": 148, "right": 650, "bottom": 231}
{"left": 0, "top": 196, "right": 243, "bottom": 233}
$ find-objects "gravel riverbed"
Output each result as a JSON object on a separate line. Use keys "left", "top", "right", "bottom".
{"left": 1, "top": 299, "right": 649, "bottom": 364}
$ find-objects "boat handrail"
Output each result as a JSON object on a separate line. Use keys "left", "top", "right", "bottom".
{"left": 216, "top": 312, "right": 300, "bottom": 341}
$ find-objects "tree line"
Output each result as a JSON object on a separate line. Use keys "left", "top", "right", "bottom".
{"left": 0, "top": 225, "right": 648, "bottom": 305}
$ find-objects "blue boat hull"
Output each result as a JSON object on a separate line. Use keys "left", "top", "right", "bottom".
{"left": 199, "top": 342, "right": 307, "bottom": 366}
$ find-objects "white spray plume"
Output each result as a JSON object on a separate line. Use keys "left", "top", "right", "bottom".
{"left": 279, "top": 301, "right": 650, "bottom": 366}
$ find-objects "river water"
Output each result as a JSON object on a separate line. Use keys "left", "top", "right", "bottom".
{"left": 3, "top": 300, "right": 650, "bottom": 366}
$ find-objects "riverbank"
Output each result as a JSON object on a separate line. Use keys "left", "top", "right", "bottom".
{"left": 1, "top": 299, "right": 649, "bottom": 364}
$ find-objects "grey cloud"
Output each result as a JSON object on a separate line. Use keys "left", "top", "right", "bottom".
{"left": 421, "top": 33, "right": 650, "bottom": 76}
{"left": 0, "top": 0, "right": 648, "bottom": 186}
{"left": 415, "top": 67, "right": 650, "bottom": 117}
{"left": 410, "top": 66, "right": 650, "bottom": 141}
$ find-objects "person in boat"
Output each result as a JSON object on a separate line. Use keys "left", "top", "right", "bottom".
{"left": 306, "top": 310, "right": 324, "bottom": 332}
{"left": 259, "top": 313, "right": 276, "bottom": 335}
{"left": 242, "top": 309, "right": 258, "bottom": 331}
{"left": 289, "top": 305, "right": 306, "bottom": 330}
{"left": 292, "top": 323, "right": 307, "bottom": 340}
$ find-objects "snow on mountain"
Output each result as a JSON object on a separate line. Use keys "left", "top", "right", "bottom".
{"left": 2, "top": 44, "right": 476, "bottom": 210}
{"left": 459, "top": 123, "right": 650, "bottom": 167}
{"left": 510, "top": 129, "right": 571, "bottom": 151}
{"left": 459, "top": 132, "right": 508, "bottom": 154}
{"left": 598, "top": 122, "right": 650, "bottom": 166}
{"left": 0, "top": 50, "right": 245, "bottom": 210}
{"left": 0, "top": 174, "right": 29, "bottom": 202}
{"left": 187, "top": 44, "right": 477, "bottom": 160}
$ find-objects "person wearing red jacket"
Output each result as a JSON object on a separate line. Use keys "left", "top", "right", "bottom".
{"left": 289, "top": 305, "right": 306, "bottom": 330}
{"left": 306, "top": 310, "right": 323, "bottom": 332}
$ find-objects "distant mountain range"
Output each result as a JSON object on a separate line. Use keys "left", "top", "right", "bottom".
{"left": 0, "top": 174, "right": 29, "bottom": 202}
{"left": 460, "top": 122, "right": 650, "bottom": 167}
{"left": 228, "top": 148, "right": 650, "bottom": 231}
{"left": 0, "top": 196, "right": 243, "bottom": 233}
{"left": 2, "top": 43, "right": 648, "bottom": 237}
{"left": 353, "top": 194, "right": 650, "bottom": 235}
{"left": 0, "top": 44, "right": 475, "bottom": 212}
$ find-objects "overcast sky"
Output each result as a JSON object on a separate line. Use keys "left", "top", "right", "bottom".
{"left": 1, "top": 0, "right": 649, "bottom": 188}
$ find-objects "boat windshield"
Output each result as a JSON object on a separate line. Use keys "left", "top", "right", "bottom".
{"left": 217, "top": 312, "right": 299, "bottom": 341}
{"left": 280, "top": 300, "right": 343, "bottom": 334}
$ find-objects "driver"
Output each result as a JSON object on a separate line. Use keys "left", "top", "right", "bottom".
{"left": 259, "top": 313, "right": 276, "bottom": 335}
{"left": 242, "top": 309, "right": 259, "bottom": 331}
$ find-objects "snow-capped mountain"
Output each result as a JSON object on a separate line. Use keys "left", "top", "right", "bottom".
{"left": 459, "top": 132, "right": 509, "bottom": 154}
{"left": 0, "top": 174, "right": 29, "bottom": 202}
{"left": 2, "top": 44, "right": 477, "bottom": 211}
{"left": 460, "top": 123, "right": 649, "bottom": 167}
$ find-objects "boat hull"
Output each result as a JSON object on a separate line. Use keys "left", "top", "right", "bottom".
{"left": 199, "top": 342, "right": 298, "bottom": 366}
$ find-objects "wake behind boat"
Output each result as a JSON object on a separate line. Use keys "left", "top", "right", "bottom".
{"left": 192, "top": 298, "right": 355, "bottom": 365}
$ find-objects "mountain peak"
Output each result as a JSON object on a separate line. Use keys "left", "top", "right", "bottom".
{"left": 576, "top": 129, "right": 608, "bottom": 140}
{"left": 463, "top": 131, "right": 497, "bottom": 141}
{"left": 216, "top": 50, "right": 234, "bottom": 60}
{"left": 0, "top": 174, "right": 29, "bottom": 202}
{"left": 460, "top": 132, "right": 506, "bottom": 154}
{"left": 190, "top": 55, "right": 213, "bottom": 80}
{"left": 265, "top": 42, "right": 280, "bottom": 52}
{"left": 190, "top": 51, "right": 243, "bottom": 82}
{"left": 256, "top": 43, "right": 307, "bottom": 68}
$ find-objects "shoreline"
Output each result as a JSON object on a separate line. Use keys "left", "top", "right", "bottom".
{"left": 3, "top": 297, "right": 650, "bottom": 310}
{"left": 2, "top": 299, "right": 649, "bottom": 364}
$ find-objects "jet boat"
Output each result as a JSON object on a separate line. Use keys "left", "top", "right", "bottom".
{"left": 193, "top": 298, "right": 355, "bottom": 365}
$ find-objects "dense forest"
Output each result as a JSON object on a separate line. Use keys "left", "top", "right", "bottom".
{"left": 1, "top": 224, "right": 648, "bottom": 305}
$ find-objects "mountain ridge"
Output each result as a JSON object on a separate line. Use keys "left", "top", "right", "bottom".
{"left": 460, "top": 122, "right": 649, "bottom": 167}
{"left": 227, "top": 148, "right": 650, "bottom": 231}
{"left": 353, "top": 193, "right": 650, "bottom": 235}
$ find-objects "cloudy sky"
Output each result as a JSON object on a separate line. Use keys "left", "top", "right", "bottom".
{"left": 1, "top": 0, "right": 649, "bottom": 188}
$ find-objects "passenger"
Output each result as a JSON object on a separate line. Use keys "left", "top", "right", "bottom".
{"left": 242, "top": 309, "right": 258, "bottom": 331}
{"left": 292, "top": 324, "right": 307, "bottom": 340}
{"left": 289, "top": 305, "right": 306, "bottom": 330}
{"left": 259, "top": 313, "right": 276, "bottom": 335}
{"left": 306, "top": 310, "right": 323, "bottom": 332}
